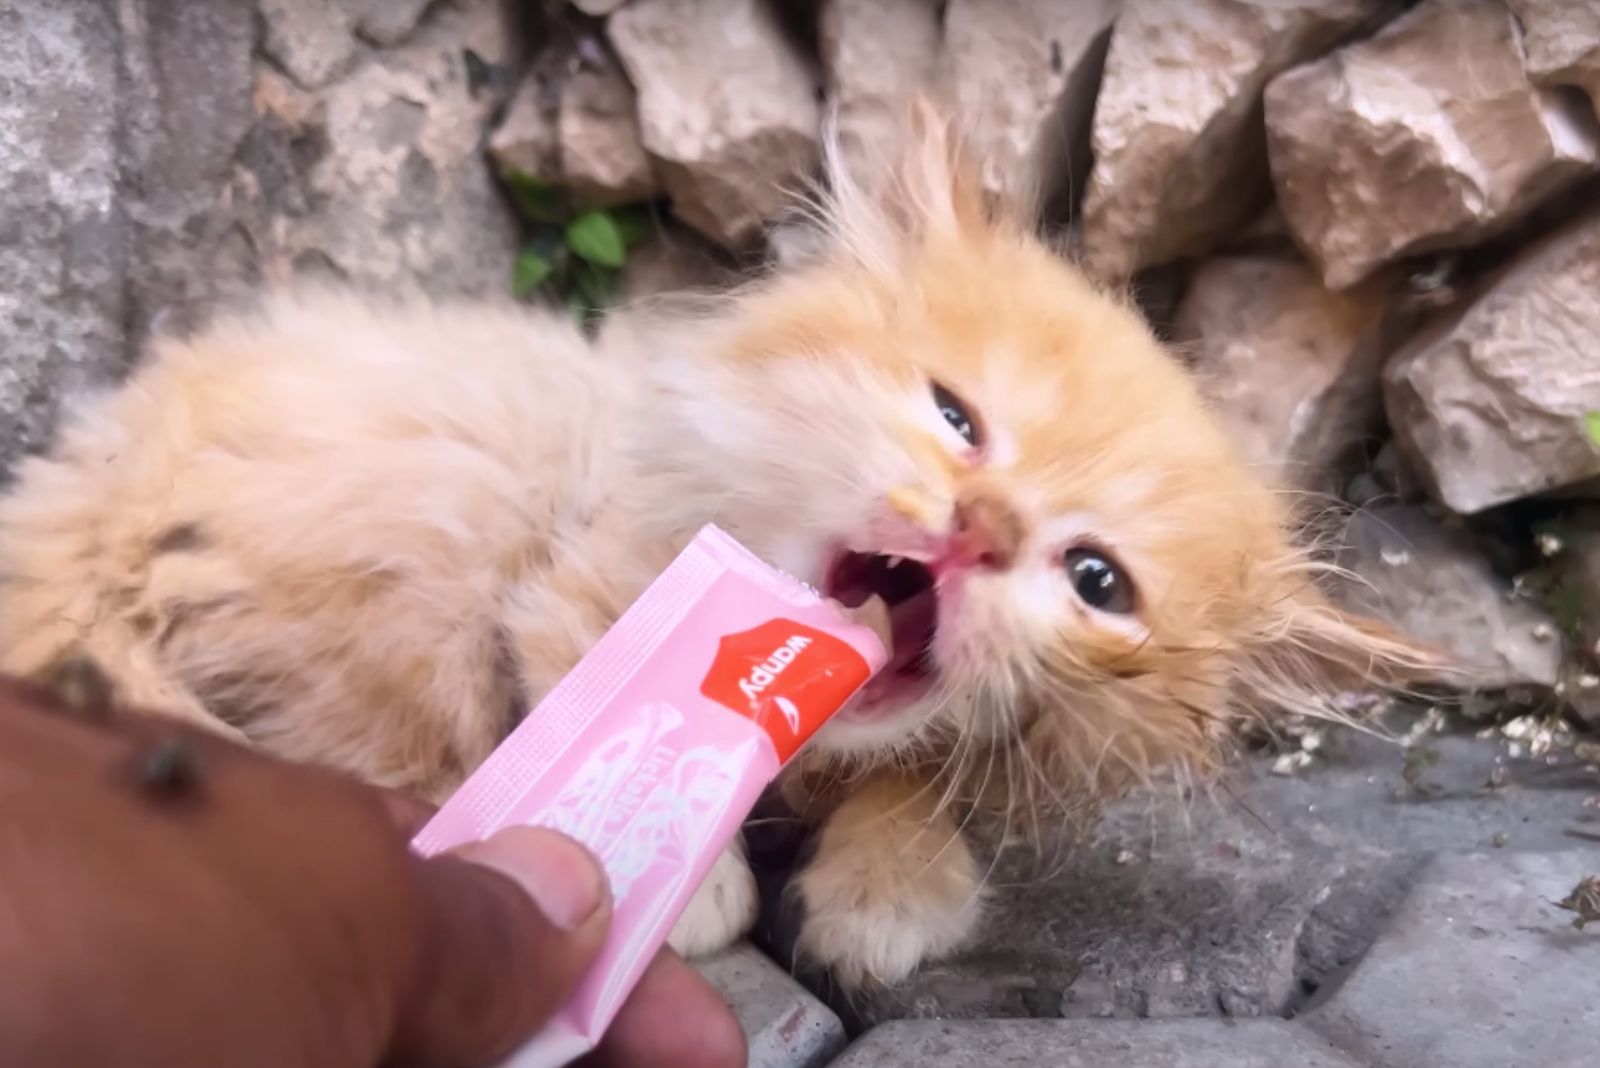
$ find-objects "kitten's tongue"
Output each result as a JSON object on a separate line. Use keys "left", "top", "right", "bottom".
{"left": 845, "top": 595, "right": 894, "bottom": 654}
{"left": 843, "top": 593, "right": 936, "bottom": 679}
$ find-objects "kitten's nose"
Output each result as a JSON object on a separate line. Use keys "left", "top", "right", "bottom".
{"left": 952, "top": 485, "right": 1023, "bottom": 570}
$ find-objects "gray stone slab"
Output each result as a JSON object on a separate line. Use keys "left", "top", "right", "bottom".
{"left": 1305, "top": 850, "right": 1600, "bottom": 1068}
{"left": 696, "top": 943, "right": 845, "bottom": 1068}
{"left": 830, "top": 1019, "right": 1366, "bottom": 1068}
{"left": 0, "top": 0, "right": 131, "bottom": 471}
{"left": 0, "top": 0, "right": 520, "bottom": 480}
{"left": 753, "top": 719, "right": 1598, "bottom": 1029}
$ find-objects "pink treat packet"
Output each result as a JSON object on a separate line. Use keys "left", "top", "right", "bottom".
{"left": 411, "top": 524, "right": 887, "bottom": 1068}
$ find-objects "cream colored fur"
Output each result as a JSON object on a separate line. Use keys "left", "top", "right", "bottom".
{"left": 0, "top": 105, "right": 1430, "bottom": 984}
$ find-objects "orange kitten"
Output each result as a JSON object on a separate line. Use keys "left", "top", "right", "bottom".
{"left": 0, "top": 104, "right": 1425, "bottom": 986}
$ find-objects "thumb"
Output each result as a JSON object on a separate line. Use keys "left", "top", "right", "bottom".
{"left": 390, "top": 827, "right": 612, "bottom": 1068}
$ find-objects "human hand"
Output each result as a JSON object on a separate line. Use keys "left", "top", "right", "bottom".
{"left": 0, "top": 676, "right": 745, "bottom": 1068}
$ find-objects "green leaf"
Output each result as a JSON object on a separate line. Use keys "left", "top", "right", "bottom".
{"left": 1586, "top": 411, "right": 1600, "bottom": 449}
{"left": 565, "top": 210, "right": 628, "bottom": 268}
{"left": 611, "top": 204, "right": 655, "bottom": 249}
{"left": 505, "top": 171, "right": 566, "bottom": 224}
{"left": 512, "top": 248, "right": 556, "bottom": 299}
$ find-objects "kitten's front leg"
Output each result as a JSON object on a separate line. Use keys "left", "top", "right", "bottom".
{"left": 794, "top": 771, "right": 983, "bottom": 987}
{"left": 667, "top": 836, "right": 760, "bottom": 958}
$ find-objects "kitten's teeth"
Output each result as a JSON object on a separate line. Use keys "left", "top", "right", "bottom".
{"left": 886, "top": 555, "right": 904, "bottom": 569}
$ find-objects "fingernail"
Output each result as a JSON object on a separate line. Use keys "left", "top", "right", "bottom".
{"left": 458, "top": 827, "right": 608, "bottom": 931}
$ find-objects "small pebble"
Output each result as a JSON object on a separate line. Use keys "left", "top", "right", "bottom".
{"left": 1271, "top": 750, "right": 1314, "bottom": 776}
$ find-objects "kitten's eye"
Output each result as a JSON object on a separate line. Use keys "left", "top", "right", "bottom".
{"left": 1063, "top": 547, "right": 1136, "bottom": 615}
{"left": 932, "top": 382, "right": 982, "bottom": 449}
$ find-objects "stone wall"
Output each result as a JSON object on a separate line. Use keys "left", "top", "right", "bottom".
{"left": 0, "top": 0, "right": 524, "bottom": 467}
{"left": 5, "top": 0, "right": 1600, "bottom": 724}
{"left": 495, "top": 0, "right": 1600, "bottom": 723}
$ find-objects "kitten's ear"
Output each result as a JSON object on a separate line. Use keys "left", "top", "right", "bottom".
{"left": 1239, "top": 582, "right": 1465, "bottom": 718}
{"left": 891, "top": 95, "right": 992, "bottom": 236}
{"left": 823, "top": 94, "right": 995, "bottom": 263}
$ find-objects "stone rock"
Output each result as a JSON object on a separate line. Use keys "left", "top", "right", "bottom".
{"left": 116, "top": 0, "right": 259, "bottom": 334}
{"left": 1265, "top": 0, "right": 1600, "bottom": 290}
{"left": 1336, "top": 505, "right": 1561, "bottom": 690}
{"left": 832, "top": 1019, "right": 1365, "bottom": 1068}
{"left": 609, "top": 0, "right": 820, "bottom": 248}
{"left": 1222, "top": 203, "right": 1298, "bottom": 256}
{"left": 0, "top": 0, "right": 130, "bottom": 472}
{"left": 559, "top": 44, "right": 658, "bottom": 207}
{"left": 697, "top": 943, "right": 846, "bottom": 1068}
{"left": 355, "top": 0, "right": 439, "bottom": 47}
{"left": 489, "top": 68, "right": 561, "bottom": 185}
{"left": 1382, "top": 207, "right": 1600, "bottom": 514}
{"left": 0, "top": 0, "right": 258, "bottom": 471}
{"left": 1304, "top": 851, "right": 1599, "bottom": 1068}
{"left": 259, "top": 0, "right": 358, "bottom": 89}
{"left": 1081, "top": 0, "right": 1392, "bottom": 279}
{"left": 1130, "top": 263, "right": 1189, "bottom": 342}
{"left": 820, "top": 0, "right": 940, "bottom": 188}
{"left": 943, "top": 0, "right": 1118, "bottom": 207}
{"left": 766, "top": 219, "right": 830, "bottom": 270}
{"left": 1506, "top": 0, "right": 1600, "bottom": 111}
{"left": 1353, "top": 438, "right": 1428, "bottom": 506}
{"left": 235, "top": 0, "right": 523, "bottom": 298}
{"left": 0, "top": 0, "right": 524, "bottom": 474}
{"left": 617, "top": 226, "right": 731, "bottom": 302}
{"left": 1174, "top": 255, "right": 1390, "bottom": 488}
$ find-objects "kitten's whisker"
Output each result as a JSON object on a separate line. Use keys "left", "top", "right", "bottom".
{"left": 923, "top": 681, "right": 976, "bottom": 828}
{"left": 863, "top": 680, "right": 971, "bottom": 834}
{"left": 971, "top": 742, "right": 1015, "bottom": 897}
{"left": 944, "top": 735, "right": 996, "bottom": 868}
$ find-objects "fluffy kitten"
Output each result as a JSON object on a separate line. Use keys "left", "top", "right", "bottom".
{"left": 0, "top": 105, "right": 1426, "bottom": 986}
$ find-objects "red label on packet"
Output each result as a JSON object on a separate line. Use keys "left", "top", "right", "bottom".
{"left": 699, "top": 619, "right": 873, "bottom": 763}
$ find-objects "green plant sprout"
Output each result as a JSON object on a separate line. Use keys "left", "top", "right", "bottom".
{"left": 504, "top": 170, "right": 653, "bottom": 325}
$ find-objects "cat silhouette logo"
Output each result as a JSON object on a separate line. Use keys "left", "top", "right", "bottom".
{"left": 700, "top": 618, "right": 872, "bottom": 762}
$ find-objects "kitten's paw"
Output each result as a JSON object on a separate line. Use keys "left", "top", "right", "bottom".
{"left": 667, "top": 841, "right": 758, "bottom": 958}
{"left": 793, "top": 826, "right": 982, "bottom": 988}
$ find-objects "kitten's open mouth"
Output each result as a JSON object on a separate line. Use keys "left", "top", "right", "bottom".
{"left": 825, "top": 550, "right": 939, "bottom": 715}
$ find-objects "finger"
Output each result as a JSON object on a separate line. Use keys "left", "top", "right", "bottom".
{"left": 391, "top": 827, "right": 612, "bottom": 1068}
{"left": 583, "top": 950, "right": 746, "bottom": 1068}
{"left": 374, "top": 786, "right": 437, "bottom": 838}
{"left": 0, "top": 674, "right": 82, "bottom": 718}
